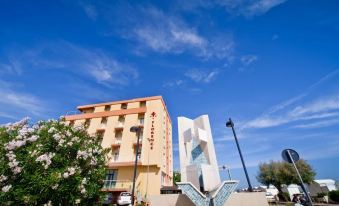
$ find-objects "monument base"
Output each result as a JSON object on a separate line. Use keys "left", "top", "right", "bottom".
{"left": 177, "top": 181, "right": 238, "bottom": 206}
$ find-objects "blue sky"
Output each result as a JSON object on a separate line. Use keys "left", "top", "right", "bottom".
{"left": 1, "top": 0, "right": 339, "bottom": 188}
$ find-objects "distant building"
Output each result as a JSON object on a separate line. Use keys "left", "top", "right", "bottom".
{"left": 259, "top": 185, "right": 279, "bottom": 196}
{"left": 281, "top": 184, "right": 302, "bottom": 200}
{"left": 64, "top": 96, "right": 173, "bottom": 201}
{"left": 314, "top": 179, "right": 337, "bottom": 191}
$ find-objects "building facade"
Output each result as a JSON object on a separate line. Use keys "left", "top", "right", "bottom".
{"left": 64, "top": 96, "right": 173, "bottom": 200}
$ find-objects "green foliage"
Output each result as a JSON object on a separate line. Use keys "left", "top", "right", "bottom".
{"left": 173, "top": 171, "right": 181, "bottom": 185}
{"left": 317, "top": 192, "right": 327, "bottom": 198}
{"left": 0, "top": 118, "right": 109, "bottom": 205}
{"left": 329, "top": 190, "right": 339, "bottom": 202}
{"left": 257, "top": 160, "right": 316, "bottom": 191}
{"left": 281, "top": 192, "right": 290, "bottom": 201}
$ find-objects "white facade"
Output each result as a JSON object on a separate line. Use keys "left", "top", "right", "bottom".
{"left": 314, "top": 179, "right": 337, "bottom": 191}
{"left": 178, "top": 115, "right": 221, "bottom": 192}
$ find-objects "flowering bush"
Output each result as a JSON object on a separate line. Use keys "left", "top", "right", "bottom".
{"left": 0, "top": 118, "right": 109, "bottom": 205}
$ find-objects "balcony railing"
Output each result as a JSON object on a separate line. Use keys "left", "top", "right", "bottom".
{"left": 103, "top": 180, "right": 133, "bottom": 190}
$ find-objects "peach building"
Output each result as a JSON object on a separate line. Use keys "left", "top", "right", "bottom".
{"left": 64, "top": 96, "right": 173, "bottom": 201}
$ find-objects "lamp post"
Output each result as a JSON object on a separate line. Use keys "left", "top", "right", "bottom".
{"left": 130, "top": 126, "right": 142, "bottom": 205}
{"left": 220, "top": 165, "right": 232, "bottom": 180}
{"left": 226, "top": 118, "right": 253, "bottom": 192}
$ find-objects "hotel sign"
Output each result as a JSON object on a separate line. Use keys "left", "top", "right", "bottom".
{"left": 148, "top": 112, "right": 156, "bottom": 150}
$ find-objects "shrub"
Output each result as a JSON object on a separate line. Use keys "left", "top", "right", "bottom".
{"left": 317, "top": 192, "right": 327, "bottom": 198}
{"left": 0, "top": 118, "right": 109, "bottom": 205}
{"left": 329, "top": 190, "right": 339, "bottom": 202}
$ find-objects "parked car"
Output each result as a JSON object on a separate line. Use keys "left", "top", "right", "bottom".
{"left": 117, "top": 192, "right": 132, "bottom": 205}
{"left": 265, "top": 192, "right": 275, "bottom": 201}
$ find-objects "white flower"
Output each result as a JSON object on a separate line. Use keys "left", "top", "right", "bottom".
{"left": 77, "top": 151, "right": 89, "bottom": 159}
{"left": 68, "top": 167, "right": 76, "bottom": 175}
{"left": 58, "top": 139, "right": 66, "bottom": 146}
{"left": 67, "top": 142, "right": 73, "bottom": 146}
{"left": 53, "top": 133, "right": 62, "bottom": 141}
{"left": 75, "top": 199, "right": 81, "bottom": 204}
{"left": 81, "top": 178, "right": 87, "bottom": 185}
{"left": 0, "top": 175, "right": 8, "bottom": 183}
{"left": 5, "top": 140, "right": 26, "bottom": 150}
{"left": 36, "top": 153, "right": 55, "bottom": 169}
{"left": 52, "top": 184, "right": 59, "bottom": 190}
{"left": 43, "top": 200, "right": 52, "bottom": 206}
{"left": 48, "top": 127, "right": 57, "bottom": 134}
{"left": 63, "top": 172, "right": 69, "bottom": 179}
{"left": 72, "top": 136, "right": 79, "bottom": 142}
{"left": 27, "top": 135, "right": 38, "bottom": 142}
{"left": 90, "top": 159, "right": 97, "bottom": 166}
{"left": 8, "top": 161, "right": 19, "bottom": 168}
{"left": 2, "top": 185, "right": 12, "bottom": 193}
{"left": 80, "top": 188, "right": 86, "bottom": 194}
{"left": 13, "top": 167, "right": 22, "bottom": 174}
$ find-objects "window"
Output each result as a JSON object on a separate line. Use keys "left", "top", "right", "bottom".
{"left": 140, "top": 101, "right": 146, "bottom": 108}
{"left": 117, "top": 115, "right": 125, "bottom": 127}
{"left": 84, "top": 119, "right": 91, "bottom": 127}
{"left": 101, "top": 117, "right": 107, "bottom": 125}
{"left": 138, "top": 114, "right": 144, "bottom": 125}
{"left": 97, "top": 130, "right": 105, "bottom": 138}
{"left": 104, "top": 105, "right": 111, "bottom": 111}
{"left": 69, "top": 120, "right": 75, "bottom": 126}
{"left": 104, "top": 170, "right": 118, "bottom": 189}
{"left": 115, "top": 131, "right": 122, "bottom": 139}
{"left": 112, "top": 149, "right": 120, "bottom": 162}
{"left": 82, "top": 107, "right": 94, "bottom": 114}
{"left": 121, "top": 103, "right": 127, "bottom": 109}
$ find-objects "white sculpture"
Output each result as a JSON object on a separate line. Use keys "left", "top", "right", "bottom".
{"left": 177, "top": 115, "right": 238, "bottom": 206}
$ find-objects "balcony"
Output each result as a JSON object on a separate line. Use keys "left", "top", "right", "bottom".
{"left": 138, "top": 118, "right": 144, "bottom": 127}
{"left": 111, "top": 140, "right": 122, "bottom": 149}
{"left": 102, "top": 180, "right": 133, "bottom": 191}
{"left": 110, "top": 155, "right": 120, "bottom": 162}
{"left": 133, "top": 139, "right": 143, "bottom": 147}
{"left": 97, "top": 124, "right": 106, "bottom": 132}
{"left": 115, "top": 123, "right": 124, "bottom": 131}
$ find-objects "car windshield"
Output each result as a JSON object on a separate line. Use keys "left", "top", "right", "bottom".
{"left": 121, "top": 193, "right": 131, "bottom": 196}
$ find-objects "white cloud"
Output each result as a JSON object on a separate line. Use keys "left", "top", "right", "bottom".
{"left": 241, "top": 55, "right": 258, "bottom": 66}
{"left": 0, "top": 59, "right": 22, "bottom": 75}
{"left": 243, "top": 0, "right": 286, "bottom": 17}
{"left": 291, "top": 95, "right": 339, "bottom": 116}
{"left": 245, "top": 94, "right": 339, "bottom": 128}
{"left": 2, "top": 41, "right": 138, "bottom": 87}
{"left": 185, "top": 69, "right": 220, "bottom": 83}
{"left": 79, "top": 2, "right": 97, "bottom": 20}
{"left": 216, "top": 0, "right": 286, "bottom": 17}
{"left": 163, "top": 79, "right": 184, "bottom": 88}
{"left": 131, "top": 7, "right": 234, "bottom": 60}
{"left": 181, "top": 0, "right": 286, "bottom": 17}
{"left": 0, "top": 81, "right": 46, "bottom": 119}
{"left": 244, "top": 70, "right": 339, "bottom": 129}
{"left": 294, "top": 118, "right": 339, "bottom": 129}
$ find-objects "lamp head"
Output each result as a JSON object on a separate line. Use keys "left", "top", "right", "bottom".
{"left": 130, "top": 126, "right": 141, "bottom": 133}
{"left": 226, "top": 119, "right": 234, "bottom": 128}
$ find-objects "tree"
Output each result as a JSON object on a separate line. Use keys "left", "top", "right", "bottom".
{"left": 173, "top": 171, "right": 181, "bottom": 185}
{"left": 257, "top": 160, "right": 316, "bottom": 199}
{"left": 0, "top": 118, "right": 109, "bottom": 205}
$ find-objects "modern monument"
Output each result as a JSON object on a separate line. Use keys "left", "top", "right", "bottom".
{"left": 177, "top": 115, "right": 238, "bottom": 206}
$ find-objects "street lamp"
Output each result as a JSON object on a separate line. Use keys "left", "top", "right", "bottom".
{"left": 130, "top": 126, "right": 142, "bottom": 205}
{"left": 226, "top": 118, "right": 253, "bottom": 192}
{"left": 220, "top": 165, "right": 232, "bottom": 180}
